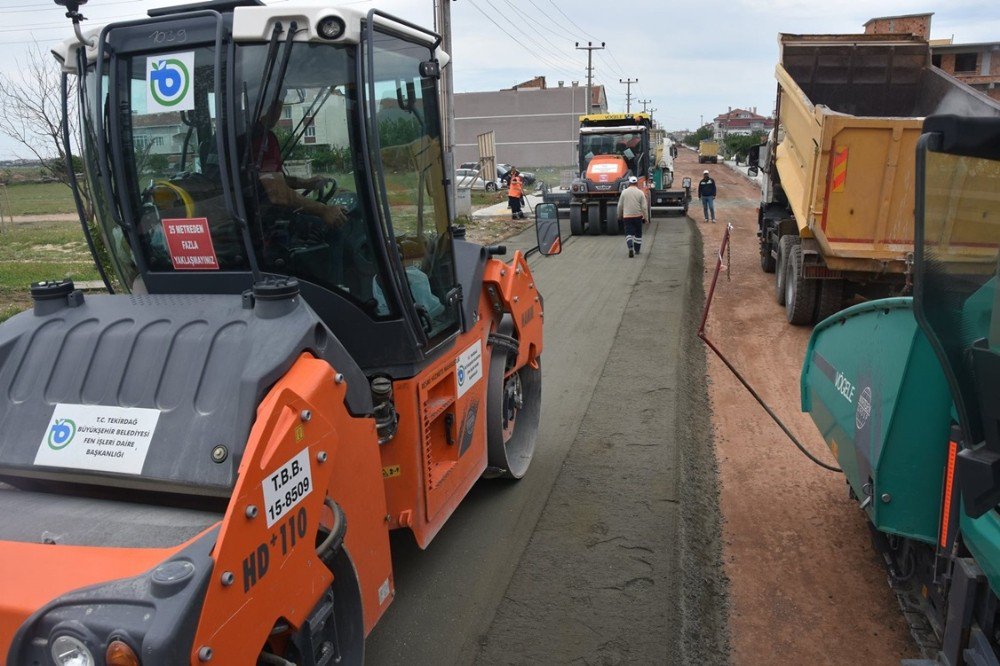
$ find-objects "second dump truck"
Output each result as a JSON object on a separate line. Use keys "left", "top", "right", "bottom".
{"left": 697, "top": 139, "right": 719, "bottom": 164}
{"left": 750, "top": 32, "right": 1000, "bottom": 325}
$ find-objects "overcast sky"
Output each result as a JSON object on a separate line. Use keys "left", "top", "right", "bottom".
{"left": 0, "top": 0, "right": 996, "bottom": 158}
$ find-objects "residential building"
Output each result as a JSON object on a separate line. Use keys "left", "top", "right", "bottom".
{"left": 931, "top": 40, "right": 1000, "bottom": 101}
{"left": 864, "top": 12, "right": 1000, "bottom": 101}
{"left": 711, "top": 107, "right": 774, "bottom": 140}
{"left": 454, "top": 77, "right": 608, "bottom": 168}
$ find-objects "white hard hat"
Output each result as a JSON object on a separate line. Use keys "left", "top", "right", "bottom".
{"left": 703, "top": 170, "right": 710, "bottom": 174}
{"left": 628, "top": 176, "right": 638, "bottom": 184}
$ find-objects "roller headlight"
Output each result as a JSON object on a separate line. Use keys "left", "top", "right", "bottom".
{"left": 317, "top": 15, "right": 346, "bottom": 40}
{"left": 50, "top": 635, "right": 95, "bottom": 666}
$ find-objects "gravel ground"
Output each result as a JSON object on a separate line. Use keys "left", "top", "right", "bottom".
{"left": 683, "top": 148, "right": 917, "bottom": 663}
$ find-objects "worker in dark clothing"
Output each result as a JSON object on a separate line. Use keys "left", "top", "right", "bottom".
{"left": 508, "top": 167, "right": 525, "bottom": 220}
{"left": 698, "top": 170, "right": 717, "bottom": 223}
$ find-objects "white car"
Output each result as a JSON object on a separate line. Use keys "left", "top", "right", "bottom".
{"left": 455, "top": 168, "right": 500, "bottom": 192}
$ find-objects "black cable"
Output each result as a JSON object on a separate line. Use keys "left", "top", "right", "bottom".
{"left": 698, "top": 225, "right": 842, "bottom": 473}
{"left": 465, "top": 0, "right": 578, "bottom": 79}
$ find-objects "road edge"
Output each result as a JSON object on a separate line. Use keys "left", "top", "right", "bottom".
{"left": 678, "top": 218, "right": 731, "bottom": 663}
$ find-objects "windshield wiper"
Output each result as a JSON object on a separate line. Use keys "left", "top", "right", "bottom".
{"left": 242, "top": 21, "right": 298, "bottom": 174}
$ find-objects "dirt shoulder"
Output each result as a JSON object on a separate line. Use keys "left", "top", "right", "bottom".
{"left": 682, "top": 149, "right": 916, "bottom": 663}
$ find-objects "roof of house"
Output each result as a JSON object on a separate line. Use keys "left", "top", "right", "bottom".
{"left": 931, "top": 41, "right": 1000, "bottom": 52}
{"left": 713, "top": 108, "right": 771, "bottom": 123}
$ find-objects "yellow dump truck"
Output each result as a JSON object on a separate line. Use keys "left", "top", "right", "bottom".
{"left": 698, "top": 139, "right": 719, "bottom": 164}
{"left": 750, "top": 33, "right": 1000, "bottom": 325}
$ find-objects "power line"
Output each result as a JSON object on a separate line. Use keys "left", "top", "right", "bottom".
{"left": 465, "top": 0, "right": 578, "bottom": 79}
{"left": 546, "top": 0, "right": 598, "bottom": 42}
{"left": 490, "top": 0, "right": 584, "bottom": 75}
{"left": 521, "top": 0, "right": 576, "bottom": 43}
{"left": 497, "top": 0, "right": 580, "bottom": 71}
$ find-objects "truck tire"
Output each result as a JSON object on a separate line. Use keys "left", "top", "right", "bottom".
{"left": 760, "top": 238, "right": 776, "bottom": 273}
{"left": 814, "top": 278, "right": 845, "bottom": 323}
{"left": 606, "top": 203, "right": 620, "bottom": 234}
{"left": 587, "top": 205, "right": 602, "bottom": 235}
{"left": 775, "top": 235, "right": 797, "bottom": 306}
{"left": 785, "top": 244, "right": 818, "bottom": 325}
{"left": 570, "top": 204, "right": 584, "bottom": 235}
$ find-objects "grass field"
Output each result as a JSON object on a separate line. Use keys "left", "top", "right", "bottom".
{"left": 3, "top": 182, "right": 77, "bottom": 217}
{"left": 0, "top": 220, "right": 99, "bottom": 322}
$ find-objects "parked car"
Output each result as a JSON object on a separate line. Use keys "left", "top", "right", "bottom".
{"left": 497, "top": 163, "right": 536, "bottom": 187}
{"left": 455, "top": 168, "right": 500, "bottom": 191}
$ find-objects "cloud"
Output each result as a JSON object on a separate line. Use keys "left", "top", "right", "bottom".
{"left": 0, "top": 0, "right": 994, "bottom": 158}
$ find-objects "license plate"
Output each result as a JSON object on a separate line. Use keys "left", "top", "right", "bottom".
{"left": 262, "top": 448, "right": 313, "bottom": 527}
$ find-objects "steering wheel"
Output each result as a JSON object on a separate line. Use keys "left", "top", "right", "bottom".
{"left": 301, "top": 177, "right": 338, "bottom": 205}
{"left": 330, "top": 191, "right": 360, "bottom": 216}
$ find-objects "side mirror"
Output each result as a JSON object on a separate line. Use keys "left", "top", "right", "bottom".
{"left": 534, "top": 203, "right": 562, "bottom": 256}
{"left": 747, "top": 166, "right": 759, "bottom": 177}
{"left": 747, "top": 145, "right": 760, "bottom": 167}
{"left": 681, "top": 176, "right": 692, "bottom": 189}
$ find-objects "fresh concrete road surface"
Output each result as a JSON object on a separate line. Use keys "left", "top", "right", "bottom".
{"left": 366, "top": 217, "right": 727, "bottom": 664}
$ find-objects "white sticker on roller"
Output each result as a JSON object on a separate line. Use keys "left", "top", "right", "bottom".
{"left": 263, "top": 448, "right": 313, "bottom": 527}
{"left": 378, "top": 578, "right": 391, "bottom": 605}
{"left": 34, "top": 404, "right": 160, "bottom": 475}
{"left": 455, "top": 340, "right": 484, "bottom": 398}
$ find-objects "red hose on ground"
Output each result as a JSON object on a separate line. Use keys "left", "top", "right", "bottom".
{"left": 697, "top": 224, "right": 841, "bottom": 473}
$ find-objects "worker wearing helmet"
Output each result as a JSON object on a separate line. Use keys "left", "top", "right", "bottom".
{"left": 616, "top": 175, "right": 648, "bottom": 258}
{"left": 508, "top": 167, "right": 525, "bottom": 220}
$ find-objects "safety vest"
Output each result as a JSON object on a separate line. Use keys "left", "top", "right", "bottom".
{"left": 509, "top": 175, "right": 523, "bottom": 198}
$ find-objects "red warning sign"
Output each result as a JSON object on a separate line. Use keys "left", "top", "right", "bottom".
{"left": 161, "top": 217, "right": 219, "bottom": 270}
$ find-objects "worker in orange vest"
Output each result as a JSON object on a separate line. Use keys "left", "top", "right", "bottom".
{"left": 508, "top": 167, "right": 525, "bottom": 220}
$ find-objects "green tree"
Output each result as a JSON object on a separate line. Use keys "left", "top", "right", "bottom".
{"left": 684, "top": 124, "right": 714, "bottom": 148}
{"left": 724, "top": 132, "right": 767, "bottom": 161}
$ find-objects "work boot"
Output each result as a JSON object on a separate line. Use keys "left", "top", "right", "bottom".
{"left": 628, "top": 248, "right": 634, "bottom": 258}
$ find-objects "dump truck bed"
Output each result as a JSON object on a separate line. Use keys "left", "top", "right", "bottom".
{"left": 776, "top": 33, "right": 1000, "bottom": 273}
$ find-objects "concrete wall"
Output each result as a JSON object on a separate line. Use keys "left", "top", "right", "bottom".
{"left": 454, "top": 85, "right": 593, "bottom": 168}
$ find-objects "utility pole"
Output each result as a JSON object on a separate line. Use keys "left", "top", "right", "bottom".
{"left": 638, "top": 98, "right": 651, "bottom": 113}
{"left": 435, "top": 0, "right": 456, "bottom": 207}
{"left": 620, "top": 78, "right": 638, "bottom": 113}
{"left": 575, "top": 41, "right": 605, "bottom": 115}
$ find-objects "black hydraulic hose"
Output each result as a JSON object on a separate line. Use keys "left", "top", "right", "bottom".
{"left": 317, "top": 497, "right": 347, "bottom": 558}
{"left": 698, "top": 224, "right": 842, "bottom": 474}
{"left": 61, "top": 70, "right": 114, "bottom": 294}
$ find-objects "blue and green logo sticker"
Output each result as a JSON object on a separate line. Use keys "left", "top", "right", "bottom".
{"left": 47, "top": 418, "right": 76, "bottom": 450}
{"left": 146, "top": 51, "right": 195, "bottom": 112}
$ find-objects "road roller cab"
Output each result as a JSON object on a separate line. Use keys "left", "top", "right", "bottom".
{"left": 0, "top": 1, "right": 560, "bottom": 663}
